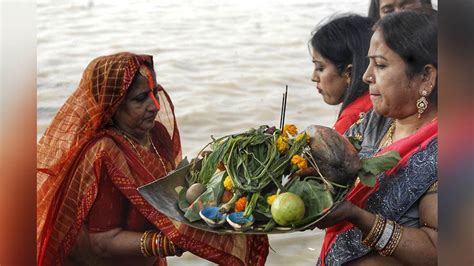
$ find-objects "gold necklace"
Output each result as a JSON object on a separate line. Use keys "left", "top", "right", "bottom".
{"left": 115, "top": 128, "right": 168, "bottom": 175}
{"left": 148, "top": 134, "right": 168, "bottom": 175}
{"left": 380, "top": 121, "right": 396, "bottom": 148}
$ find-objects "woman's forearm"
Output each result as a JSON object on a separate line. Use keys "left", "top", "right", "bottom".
{"left": 89, "top": 228, "right": 142, "bottom": 258}
{"left": 347, "top": 205, "right": 437, "bottom": 266}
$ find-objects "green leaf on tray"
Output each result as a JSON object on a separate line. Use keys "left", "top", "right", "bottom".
{"left": 287, "top": 178, "right": 334, "bottom": 219}
{"left": 358, "top": 151, "right": 401, "bottom": 187}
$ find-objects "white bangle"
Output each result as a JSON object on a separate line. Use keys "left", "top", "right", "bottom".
{"left": 375, "top": 219, "right": 394, "bottom": 251}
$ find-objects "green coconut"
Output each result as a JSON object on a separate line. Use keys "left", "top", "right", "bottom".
{"left": 271, "top": 192, "right": 305, "bottom": 226}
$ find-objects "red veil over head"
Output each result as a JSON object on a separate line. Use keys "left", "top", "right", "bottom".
{"left": 37, "top": 52, "right": 268, "bottom": 265}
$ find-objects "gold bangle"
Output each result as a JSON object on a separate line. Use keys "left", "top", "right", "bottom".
{"left": 150, "top": 232, "right": 158, "bottom": 256}
{"left": 362, "top": 214, "right": 385, "bottom": 248}
{"left": 140, "top": 230, "right": 153, "bottom": 257}
{"left": 140, "top": 233, "right": 147, "bottom": 257}
{"left": 163, "top": 234, "right": 169, "bottom": 256}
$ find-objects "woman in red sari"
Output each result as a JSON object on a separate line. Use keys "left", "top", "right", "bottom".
{"left": 314, "top": 9, "right": 438, "bottom": 265}
{"left": 310, "top": 15, "right": 374, "bottom": 134}
{"left": 37, "top": 52, "right": 268, "bottom": 265}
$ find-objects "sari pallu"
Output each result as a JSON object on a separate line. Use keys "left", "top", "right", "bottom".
{"left": 37, "top": 52, "right": 268, "bottom": 265}
{"left": 318, "top": 110, "right": 438, "bottom": 266}
{"left": 40, "top": 128, "right": 268, "bottom": 265}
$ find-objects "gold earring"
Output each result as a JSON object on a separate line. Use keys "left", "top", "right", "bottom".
{"left": 416, "top": 90, "right": 428, "bottom": 119}
{"left": 346, "top": 74, "right": 351, "bottom": 85}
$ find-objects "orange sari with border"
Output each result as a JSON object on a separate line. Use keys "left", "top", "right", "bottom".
{"left": 37, "top": 52, "right": 268, "bottom": 265}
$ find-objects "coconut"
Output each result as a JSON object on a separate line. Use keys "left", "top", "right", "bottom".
{"left": 305, "top": 125, "right": 362, "bottom": 185}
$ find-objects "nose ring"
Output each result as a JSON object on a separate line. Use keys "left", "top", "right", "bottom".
{"left": 367, "top": 76, "right": 374, "bottom": 82}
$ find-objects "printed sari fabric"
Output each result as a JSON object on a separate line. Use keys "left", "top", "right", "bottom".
{"left": 319, "top": 110, "right": 438, "bottom": 265}
{"left": 37, "top": 52, "right": 268, "bottom": 266}
{"left": 333, "top": 92, "right": 372, "bottom": 135}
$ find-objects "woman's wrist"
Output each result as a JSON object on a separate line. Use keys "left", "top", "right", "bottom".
{"left": 345, "top": 201, "right": 361, "bottom": 225}
{"left": 140, "top": 230, "right": 183, "bottom": 257}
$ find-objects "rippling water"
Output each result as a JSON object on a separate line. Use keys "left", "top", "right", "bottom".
{"left": 38, "top": 0, "right": 367, "bottom": 264}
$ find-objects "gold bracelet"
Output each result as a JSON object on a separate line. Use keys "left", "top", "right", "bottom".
{"left": 140, "top": 230, "right": 153, "bottom": 257}
{"left": 362, "top": 214, "right": 380, "bottom": 246}
{"left": 380, "top": 223, "right": 403, "bottom": 256}
{"left": 163, "top": 233, "right": 170, "bottom": 256}
{"left": 150, "top": 232, "right": 158, "bottom": 256}
{"left": 362, "top": 214, "right": 385, "bottom": 248}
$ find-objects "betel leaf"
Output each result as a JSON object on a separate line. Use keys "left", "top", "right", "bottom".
{"left": 287, "top": 178, "right": 333, "bottom": 218}
{"left": 357, "top": 172, "right": 377, "bottom": 187}
{"left": 358, "top": 151, "right": 401, "bottom": 187}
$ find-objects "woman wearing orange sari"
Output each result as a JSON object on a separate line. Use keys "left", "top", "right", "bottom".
{"left": 37, "top": 52, "right": 268, "bottom": 265}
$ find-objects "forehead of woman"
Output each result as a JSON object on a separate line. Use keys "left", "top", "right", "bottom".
{"left": 379, "top": 0, "right": 428, "bottom": 7}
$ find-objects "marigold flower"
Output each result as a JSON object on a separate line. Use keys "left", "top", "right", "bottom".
{"left": 266, "top": 194, "right": 277, "bottom": 205}
{"left": 234, "top": 196, "right": 247, "bottom": 212}
{"left": 283, "top": 124, "right": 298, "bottom": 137}
{"left": 223, "top": 175, "right": 234, "bottom": 191}
{"left": 295, "top": 132, "right": 310, "bottom": 144}
{"left": 291, "top": 155, "right": 308, "bottom": 169}
{"left": 276, "top": 136, "right": 289, "bottom": 154}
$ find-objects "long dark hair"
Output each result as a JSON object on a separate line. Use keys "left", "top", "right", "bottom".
{"left": 368, "top": 0, "right": 433, "bottom": 21}
{"left": 375, "top": 8, "right": 438, "bottom": 103}
{"left": 310, "top": 14, "right": 375, "bottom": 114}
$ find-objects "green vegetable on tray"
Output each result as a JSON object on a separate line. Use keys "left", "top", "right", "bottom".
{"left": 177, "top": 124, "right": 400, "bottom": 230}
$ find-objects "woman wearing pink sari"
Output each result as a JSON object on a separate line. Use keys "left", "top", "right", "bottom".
{"left": 314, "top": 9, "right": 438, "bottom": 265}
{"left": 37, "top": 52, "right": 268, "bottom": 265}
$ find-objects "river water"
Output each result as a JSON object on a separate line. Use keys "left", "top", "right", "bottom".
{"left": 37, "top": 0, "right": 368, "bottom": 264}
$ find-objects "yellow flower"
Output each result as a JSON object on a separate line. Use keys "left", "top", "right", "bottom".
{"left": 283, "top": 124, "right": 298, "bottom": 137}
{"left": 223, "top": 175, "right": 234, "bottom": 191}
{"left": 291, "top": 155, "right": 308, "bottom": 169}
{"left": 276, "top": 136, "right": 289, "bottom": 154}
{"left": 267, "top": 194, "right": 276, "bottom": 205}
{"left": 295, "top": 132, "right": 310, "bottom": 144}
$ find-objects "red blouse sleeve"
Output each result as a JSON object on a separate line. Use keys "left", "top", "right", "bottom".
{"left": 87, "top": 168, "right": 127, "bottom": 232}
